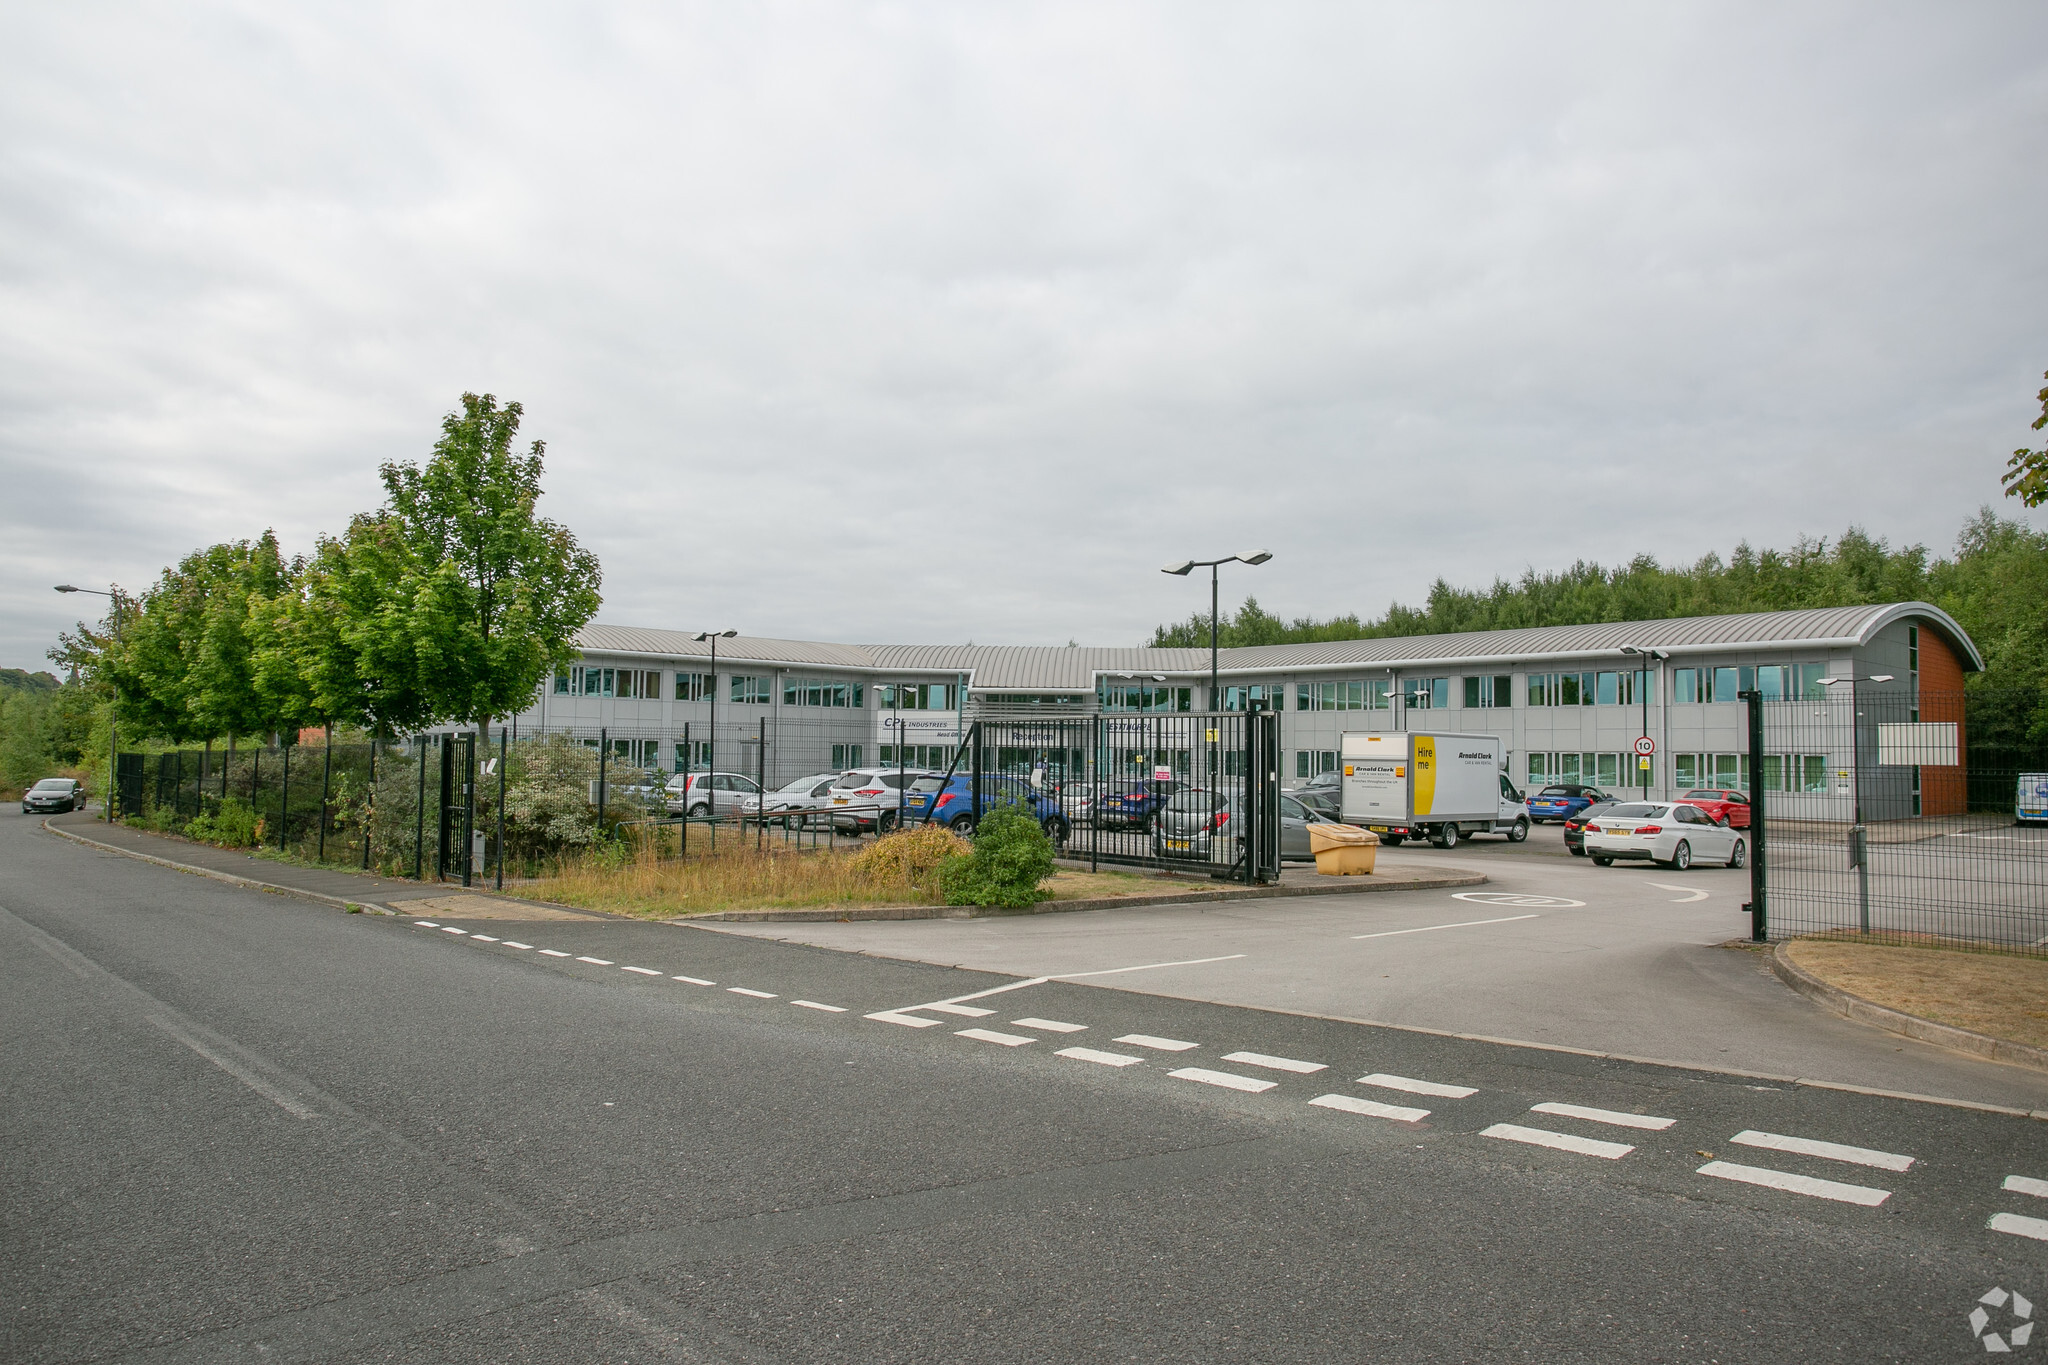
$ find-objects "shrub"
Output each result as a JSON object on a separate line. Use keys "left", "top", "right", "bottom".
{"left": 938, "top": 803, "right": 1055, "bottom": 908}
{"left": 853, "top": 823, "right": 970, "bottom": 892}
{"left": 185, "top": 797, "right": 260, "bottom": 847}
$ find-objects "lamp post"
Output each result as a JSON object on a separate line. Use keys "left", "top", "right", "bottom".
{"left": 1619, "top": 646, "right": 1670, "bottom": 794}
{"left": 693, "top": 631, "right": 738, "bottom": 822}
{"left": 55, "top": 584, "right": 124, "bottom": 821}
{"left": 1161, "top": 551, "right": 1272, "bottom": 708}
{"left": 1816, "top": 673, "right": 1895, "bottom": 934}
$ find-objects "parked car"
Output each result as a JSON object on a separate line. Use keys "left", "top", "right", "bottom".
{"left": 1082, "top": 778, "right": 1187, "bottom": 831}
{"left": 1152, "top": 789, "right": 1327, "bottom": 867}
{"left": 663, "top": 771, "right": 764, "bottom": 820}
{"left": 738, "top": 773, "right": 844, "bottom": 824}
{"left": 1287, "top": 771, "right": 1344, "bottom": 819}
{"left": 1583, "top": 802, "right": 1747, "bottom": 870}
{"left": 828, "top": 768, "right": 942, "bottom": 834}
{"left": 903, "top": 774, "right": 1070, "bottom": 844}
{"left": 22, "top": 777, "right": 84, "bottom": 814}
{"left": 1561, "top": 800, "right": 1619, "bottom": 857}
{"left": 1679, "top": 789, "right": 1751, "bottom": 828}
{"left": 1526, "top": 784, "right": 1611, "bottom": 824}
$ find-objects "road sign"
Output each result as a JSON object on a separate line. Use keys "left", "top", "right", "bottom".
{"left": 1153, "top": 766, "right": 1173, "bottom": 781}
{"left": 1633, "top": 736, "right": 1657, "bottom": 756}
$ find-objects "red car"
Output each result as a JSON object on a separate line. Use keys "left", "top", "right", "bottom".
{"left": 1680, "top": 789, "right": 1751, "bottom": 828}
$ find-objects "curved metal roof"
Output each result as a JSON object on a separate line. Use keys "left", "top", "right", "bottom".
{"left": 573, "top": 601, "right": 1980, "bottom": 691}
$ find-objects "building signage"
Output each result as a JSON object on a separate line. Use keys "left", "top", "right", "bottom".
{"left": 878, "top": 713, "right": 960, "bottom": 739}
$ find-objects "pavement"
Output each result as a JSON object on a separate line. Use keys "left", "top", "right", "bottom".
{"left": 9, "top": 806, "right": 2048, "bottom": 1361}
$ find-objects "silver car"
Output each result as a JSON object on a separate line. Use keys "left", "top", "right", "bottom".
{"left": 663, "top": 771, "right": 764, "bottom": 820}
{"left": 1152, "top": 788, "right": 1327, "bottom": 866}
{"left": 738, "top": 773, "right": 844, "bottom": 825}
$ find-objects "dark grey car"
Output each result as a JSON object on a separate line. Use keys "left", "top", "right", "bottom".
{"left": 1152, "top": 789, "right": 1326, "bottom": 866}
{"left": 22, "top": 777, "right": 84, "bottom": 814}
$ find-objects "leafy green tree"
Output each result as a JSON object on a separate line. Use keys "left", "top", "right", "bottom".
{"left": 2005, "top": 370, "right": 2048, "bottom": 508}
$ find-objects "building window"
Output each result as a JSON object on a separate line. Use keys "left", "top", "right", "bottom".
{"left": 673, "top": 672, "right": 712, "bottom": 702}
{"left": 612, "top": 669, "right": 661, "bottom": 700}
{"left": 1462, "top": 675, "right": 1513, "bottom": 708}
{"left": 1528, "top": 752, "right": 1640, "bottom": 789}
{"left": 878, "top": 744, "right": 956, "bottom": 770}
{"left": 1526, "top": 672, "right": 1594, "bottom": 707}
{"left": 783, "top": 678, "right": 865, "bottom": 708}
{"left": 673, "top": 740, "right": 711, "bottom": 771}
{"left": 1404, "top": 677, "right": 1450, "bottom": 709}
{"left": 1097, "top": 681, "right": 1192, "bottom": 713}
{"left": 1674, "top": 753, "right": 1753, "bottom": 790}
{"left": 1214, "top": 683, "right": 1282, "bottom": 712}
{"left": 829, "top": 743, "right": 864, "bottom": 770}
{"left": 1296, "top": 680, "right": 1388, "bottom": 711}
{"left": 553, "top": 670, "right": 571, "bottom": 695}
{"left": 878, "top": 683, "right": 954, "bottom": 711}
{"left": 1294, "top": 750, "right": 1338, "bottom": 778}
{"left": 729, "top": 675, "right": 772, "bottom": 705}
{"left": 566, "top": 666, "right": 616, "bottom": 697}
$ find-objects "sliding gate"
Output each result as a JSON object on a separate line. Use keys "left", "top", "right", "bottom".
{"left": 956, "top": 707, "right": 1282, "bottom": 883}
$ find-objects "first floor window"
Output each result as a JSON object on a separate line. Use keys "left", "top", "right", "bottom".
{"left": 673, "top": 740, "right": 711, "bottom": 771}
{"left": 1405, "top": 677, "right": 1450, "bottom": 709}
{"left": 1296, "top": 681, "right": 1388, "bottom": 711}
{"left": 729, "top": 675, "right": 772, "bottom": 705}
{"left": 830, "top": 743, "right": 863, "bottom": 770}
{"left": 1096, "top": 681, "right": 1191, "bottom": 712}
{"left": 1294, "top": 750, "right": 1338, "bottom": 778}
{"left": 674, "top": 672, "right": 712, "bottom": 702}
{"left": 1462, "top": 675, "right": 1513, "bottom": 708}
{"left": 879, "top": 683, "right": 954, "bottom": 711}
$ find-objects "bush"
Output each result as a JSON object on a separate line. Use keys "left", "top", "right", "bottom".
{"left": 853, "top": 823, "right": 970, "bottom": 892}
{"left": 186, "top": 797, "right": 260, "bottom": 847}
{"left": 938, "top": 803, "right": 1055, "bottom": 908}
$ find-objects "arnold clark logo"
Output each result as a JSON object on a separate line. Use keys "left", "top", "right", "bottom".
{"left": 1971, "top": 1286, "right": 2034, "bottom": 1353}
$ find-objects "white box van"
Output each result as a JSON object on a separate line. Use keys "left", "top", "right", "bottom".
{"left": 1339, "top": 732, "right": 1529, "bottom": 849}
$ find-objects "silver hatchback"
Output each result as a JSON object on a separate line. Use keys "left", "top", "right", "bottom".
{"left": 1152, "top": 788, "right": 1327, "bottom": 866}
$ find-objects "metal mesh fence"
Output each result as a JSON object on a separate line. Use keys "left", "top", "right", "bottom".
{"left": 1759, "top": 688, "right": 2048, "bottom": 955}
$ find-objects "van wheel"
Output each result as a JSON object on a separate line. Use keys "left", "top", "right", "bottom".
{"left": 1433, "top": 825, "right": 1458, "bottom": 850}
{"left": 1507, "top": 818, "right": 1529, "bottom": 843}
{"left": 1728, "top": 839, "right": 1746, "bottom": 869}
{"left": 1669, "top": 840, "right": 1691, "bottom": 871}
{"left": 1592, "top": 855, "right": 1614, "bottom": 866}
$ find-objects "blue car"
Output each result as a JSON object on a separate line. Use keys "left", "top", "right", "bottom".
{"left": 1527, "top": 784, "right": 1611, "bottom": 824}
{"left": 905, "top": 773, "right": 1071, "bottom": 844}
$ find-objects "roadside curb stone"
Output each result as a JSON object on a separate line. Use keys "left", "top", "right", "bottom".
{"left": 1769, "top": 940, "right": 2048, "bottom": 1074}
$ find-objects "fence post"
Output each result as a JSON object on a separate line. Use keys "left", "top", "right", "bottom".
{"left": 1739, "top": 689, "right": 1767, "bottom": 942}
{"left": 319, "top": 724, "right": 332, "bottom": 861}
{"left": 461, "top": 731, "right": 476, "bottom": 888}
{"left": 680, "top": 722, "right": 690, "bottom": 859}
{"left": 971, "top": 722, "right": 983, "bottom": 835}
{"left": 364, "top": 739, "right": 376, "bottom": 871}
{"left": 1090, "top": 715, "right": 1100, "bottom": 874}
{"left": 279, "top": 744, "right": 290, "bottom": 850}
{"left": 495, "top": 726, "right": 507, "bottom": 890}
{"left": 438, "top": 737, "right": 454, "bottom": 880}
{"left": 597, "top": 725, "right": 608, "bottom": 844}
{"left": 415, "top": 738, "right": 427, "bottom": 881}
{"left": 758, "top": 716, "right": 767, "bottom": 851}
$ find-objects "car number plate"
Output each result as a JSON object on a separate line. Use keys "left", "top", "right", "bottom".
{"left": 833, "top": 797, "right": 848, "bottom": 805}
{"left": 1368, "top": 825, "right": 1388, "bottom": 833}
{"left": 1164, "top": 838, "right": 1190, "bottom": 850}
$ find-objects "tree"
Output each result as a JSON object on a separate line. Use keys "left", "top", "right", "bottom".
{"left": 376, "top": 393, "right": 602, "bottom": 727}
{"left": 2005, "top": 369, "right": 2048, "bottom": 508}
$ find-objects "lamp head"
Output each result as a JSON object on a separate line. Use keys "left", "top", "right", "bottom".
{"left": 1237, "top": 550, "right": 1274, "bottom": 566}
{"left": 1869, "top": 674, "right": 1894, "bottom": 683}
{"left": 54, "top": 584, "right": 79, "bottom": 594}
{"left": 1161, "top": 561, "right": 1195, "bottom": 576}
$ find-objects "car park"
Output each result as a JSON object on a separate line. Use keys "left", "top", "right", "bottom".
{"left": 828, "top": 768, "right": 942, "bottom": 834}
{"left": 1081, "top": 778, "right": 1186, "bottom": 831}
{"left": 1679, "top": 788, "right": 1751, "bottom": 828}
{"left": 1583, "top": 801, "right": 1746, "bottom": 870}
{"left": 21, "top": 777, "right": 84, "bottom": 814}
{"left": 903, "top": 774, "right": 1070, "bottom": 844}
{"left": 1152, "top": 789, "right": 1327, "bottom": 868}
{"left": 663, "top": 771, "right": 764, "bottom": 820}
{"left": 1561, "top": 800, "right": 1618, "bottom": 857}
{"left": 1526, "top": 784, "right": 1611, "bottom": 824}
{"left": 738, "top": 773, "right": 844, "bottom": 825}
{"left": 1286, "top": 771, "right": 1344, "bottom": 820}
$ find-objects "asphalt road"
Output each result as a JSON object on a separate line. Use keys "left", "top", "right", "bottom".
{"left": 6, "top": 808, "right": 2047, "bottom": 1362}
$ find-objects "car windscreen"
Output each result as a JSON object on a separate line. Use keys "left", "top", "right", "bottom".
{"left": 1538, "top": 787, "right": 1574, "bottom": 797}
{"left": 908, "top": 776, "right": 945, "bottom": 793}
{"left": 32, "top": 779, "right": 72, "bottom": 791}
{"left": 1601, "top": 803, "right": 1664, "bottom": 819}
{"left": 1165, "top": 791, "right": 1228, "bottom": 813}
{"left": 1574, "top": 803, "right": 1614, "bottom": 819}
{"left": 1683, "top": 791, "right": 1723, "bottom": 800}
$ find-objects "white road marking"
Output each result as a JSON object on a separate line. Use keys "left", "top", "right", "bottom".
{"left": 1012, "top": 1018, "right": 1087, "bottom": 1033}
{"left": 672, "top": 975, "right": 714, "bottom": 985}
{"left": 728, "top": 988, "right": 776, "bottom": 999}
{"left": 1647, "top": 883, "right": 1709, "bottom": 903}
{"left": 145, "top": 1013, "right": 319, "bottom": 1120}
{"left": 792, "top": 1000, "right": 846, "bottom": 1012}
{"left": 865, "top": 1010, "right": 944, "bottom": 1028}
{"left": 440, "top": 927, "right": 468, "bottom": 935}
{"left": 539, "top": 949, "right": 571, "bottom": 957}
{"left": 1057, "top": 1047, "right": 1144, "bottom": 1067}
{"left": 1990, "top": 1212, "right": 2048, "bottom": 1242}
{"left": 920, "top": 1003, "right": 996, "bottom": 1017}
{"left": 575, "top": 956, "right": 613, "bottom": 965}
{"left": 620, "top": 966, "right": 662, "bottom": 976}
{"left": 1115, "top": 1034, "right": 1201, "bottom": 1051}
{"left": 2003, "top": 1175, "right": 2048, "bottom": 1199}
{"left": 1452, "top": 892, "right": 1586, "bottom": 909}
{"left": 1222, "top": 1051, "right": 1326, "bottom": 1074}
{"left": 1359, "top": 1073, "right": 1478, "bottom": 1099}
{"left": 956, "top": 1028, "right": 1035, "bottom": 1047}
{"left": 1729, "top": 1130, "right": 1914, "bottom": 1172}
{"left": 469, "top": 935, "right": 499, "bottom": 942}
{"left": 1310, "top": 1093, "right": 1429, "bottom": 1122}
{"left": 1170, "top": 1067, "right": 1277, "bottom": 1093}
{"left": 502, "top": 941, "right": 532, "bottom": 950}
{"left": 413, "top": 921, "right": 439, "bottom": 927}
{"left": 1059, "top": 954, "right": 1247, "bottom": 977}
{"left": 1482, "top": 1123, "right": 1635, "bottom": 1160}
{"left": 1530, "top": 1101, "right": 1677, "bottom": 1131}
{"left": 1351, "top": 915, "right": 1540, "bottom": 940}
{"left": 1697, "top": 1160, "right": 1891, "bottom": 1207}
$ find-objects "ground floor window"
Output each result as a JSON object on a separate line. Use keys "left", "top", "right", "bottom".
{"left": 1295, "top": 750, "right": 1337, "bottom": 778}
{"left": 830, "top": 743, "right": 863, "bottom": 770}
{"left": 673, "top": 740, "right": 711, "bottom": 771}
{"left": 877, "top": 744, "right": 957, "bottom": 770}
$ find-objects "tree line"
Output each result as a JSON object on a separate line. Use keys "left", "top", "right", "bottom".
{"left": 40, "top": 393, "right": 600, "bottom": 773}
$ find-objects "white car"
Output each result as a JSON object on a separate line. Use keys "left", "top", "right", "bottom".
{"left": 1583, "top": 801, "right": 1747, "bottom": 871}
{"left": 739, "top": 773, "right": 844, "bottom": 824}
{"left": 663, "top": 771, "right": 763, "bottom": 820}
{"left": 827, "top": 768, "right": 942, "bottom": 834}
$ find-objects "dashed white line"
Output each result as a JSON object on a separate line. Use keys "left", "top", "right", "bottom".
{"left": 1697, "top": 1160, "right": 1891, "bottom": 1207}
{"left": 920, "top": 1003, "right": 996, "bottom": 1017}
{"left": 575, "top": 956, "right": 613, "bottom": 965}
{"left": 469, "top": 934, "right": 499, "bottom": 942}
{"left": 673, "top": 976, "right": 714, "bottom": 986}
{"left": 1482, "top": 1123, "right": 1635, "bottom": 1160}
{"left": 1012, "top": 1018, "right": 1086, "bottom": 1033}
{"left": 1310, "top": 1094, "right": 1429, "bottom": 1123}
{"left": 503, "top": 941, "right": 532, "bottom": 950}
{"left": 413, "top": 921, "right": 439, "bottom": 927}
{"left": 1359, "top": 1073, "right": 1478, "bottom": 1099}
{"left": 620, "top": 966, "right": 662, "bottom": 976}
{"left": 2003, "top": 1175, "right": 2048, "bottom": 1199}
{"left": 956, "top": 1028, "right": 1035, "bottom": 1047}
{"left": 440, "top": 927, "right": 468, "bottom": 935}
{"left": 1059, "top": 954, "right": 1246, "bottom": 977}
{"left": 728, "top": 988, "right": 776, "bottom": 999}
{"left": 1990, "top": 1212, "right": 2048, "bottom": 1242}
{"left": 1222, "top": 1051, "right": 1326, "bottom": 1074}
{"left": 1116, "top": 1034, "right": 1200, "bottom": 1052}
{"left": 1729, "top": 1130, "right": 1914, "bottom": 1172}
{"left": 539, "top": 949, "right": 571, "bottom": 957}
{"left": 792, "top": 1001, "right": 846, "bottom": 1012}
{"left": 865, "top": 1010, "right": 944, "bottom": 1028}
{"left": 1057, "top": 1047, "right": 1144, "bottom": 1067}
{"left": 1530, "top": 1102, "right": 1677, "bottom": 1132}
{"left": 1351, "top": 914, "right": 1539, "bottom": 940}
{"left": 1169, "top": 1067, "right": 1277, "bottom": 1094}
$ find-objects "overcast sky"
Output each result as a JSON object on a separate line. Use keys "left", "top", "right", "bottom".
{"left": 4, "top": 2, "right": 2046, "bottom": 669}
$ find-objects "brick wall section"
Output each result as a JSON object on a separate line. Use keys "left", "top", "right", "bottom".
{"left": 1917, "top": 622, "right": 1967, "bottom": 816}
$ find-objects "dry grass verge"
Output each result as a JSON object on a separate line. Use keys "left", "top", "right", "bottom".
{"left": 527, "top": 842, "right": 949, "bottom": 919}
{"left": 1784, "top": 935, "right": 2048, "bottom": 1051}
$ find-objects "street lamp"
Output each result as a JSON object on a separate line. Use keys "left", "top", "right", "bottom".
{"left": 1161, "top": 551, "right": 1272, "bottom": 707}
{"left": 1619, "top": 646, "right": 1670, "bottom": 793}
{"left": 693, "top": 631, "right": 738, "bottom": 819}
{"left": 55, "top": 584, "right": 124, "bottom": 822}
{"left": 1816, "top": 673, "right": 1895, "bottom": 934}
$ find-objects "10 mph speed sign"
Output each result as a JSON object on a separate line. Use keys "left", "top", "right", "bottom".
{"left": 1633, "top": 736, "right": 1657, "bottom": 756}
